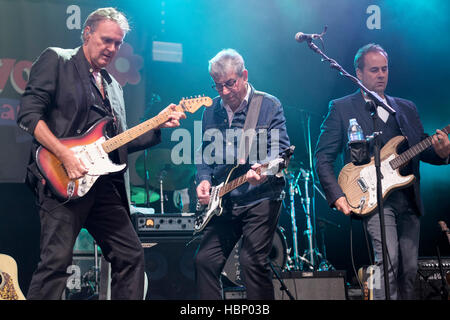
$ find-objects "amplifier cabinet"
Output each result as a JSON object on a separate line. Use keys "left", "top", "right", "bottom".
{"left": 273, "top": 270, "right": 347, "bottom": 300}
{"left": 140, "top": 235, "right": 201, "bottom": 300}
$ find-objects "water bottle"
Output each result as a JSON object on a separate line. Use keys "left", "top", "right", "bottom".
{"left": 348, "top": 118, "right": 369, "bottom": 165}
{"left": 348, "top": 118, "right": 364, "bottom": 142}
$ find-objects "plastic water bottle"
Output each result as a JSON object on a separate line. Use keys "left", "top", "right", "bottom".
{"left": 348, "top": 118, "right": 364, "bottom": 142}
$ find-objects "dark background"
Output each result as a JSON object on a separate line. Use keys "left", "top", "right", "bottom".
{"left": 0, "top": 0, "right": 449, "bottom": 295}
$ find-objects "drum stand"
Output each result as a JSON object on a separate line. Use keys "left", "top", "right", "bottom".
{"left": 287, "top": 173, "right": 301, "bottom": 269}
{"left": 286, "top": 112, "right": 335, "bottom": 271}
{"left": 93, "top": 240, "right": 100, "bottom": 296}
{"left": 286, "top": 172, "right": 313, "bottom": 271}
{"left": 296, "top": 168, "right": 336, "bottom": 271}
{"left": 158, "top": 170, "right": 167, "bottom": 213}
{"left": 299, "top": 169, "right": 316, "bottom": 270}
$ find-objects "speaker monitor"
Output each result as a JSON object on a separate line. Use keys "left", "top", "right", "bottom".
{"left": 140, "top": 236, "right": 200, "bottom": 300}
{"left": 273, "top": 271, "right": 347, "bottom": 300}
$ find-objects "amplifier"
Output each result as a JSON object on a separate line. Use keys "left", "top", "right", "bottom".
{"left": 418, "top": 256, "right": 450, "bottom": 273}
{"left": 132, "top": 213, "right": 196, "bottom": 235}
{"left": 415, "top": 256, "right": 450, "bottom": 300}
{"left": 273, "top": 270, "right": 347, "bottom": 300}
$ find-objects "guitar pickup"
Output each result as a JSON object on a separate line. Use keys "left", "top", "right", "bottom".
{"left": 357, "top": 178, "right": 368, "bottom": 193}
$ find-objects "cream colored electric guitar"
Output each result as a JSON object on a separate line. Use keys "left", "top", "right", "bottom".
{"left": 338, "top": 125, "right": 449, "bottom": 216}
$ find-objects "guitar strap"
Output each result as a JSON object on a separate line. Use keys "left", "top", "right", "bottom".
{"left": 237, "top": 90, "right": 264, "bottom": 164}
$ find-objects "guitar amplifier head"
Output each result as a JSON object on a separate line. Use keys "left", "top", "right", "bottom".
{"left": 415, "top": 256, "right": 450, "bottom": 300}
{"left": 132, "top": 213, "right": 196, "bottom": 236}
{"left": 417, "top": 256, "right": 450, "bottom": 277}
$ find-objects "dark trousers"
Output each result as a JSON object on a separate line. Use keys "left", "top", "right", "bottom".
{"left": 27, "top": 176, "right": 144, "bottom": 300}
{"left": 363, "top": 189, "right": 420, "bottom": 300}
{"left": 194, "top": 199, "right": 282, "bottom": 300}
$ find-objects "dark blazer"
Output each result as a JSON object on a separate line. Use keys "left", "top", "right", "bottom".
{"left": 17, "top": 47, "right": 161, "bottom": 210}
{"left": 314, "top": 90, "right": 447, "bottom": 215}
{"left": 196, "top": 84, "right": 291, "bottom": 206}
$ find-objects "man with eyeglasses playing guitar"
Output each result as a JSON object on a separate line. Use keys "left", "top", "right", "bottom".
{"left": 194, "top": 49, "right": 291, "bottom": 300}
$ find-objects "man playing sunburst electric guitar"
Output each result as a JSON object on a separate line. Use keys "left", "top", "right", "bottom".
{"left": 314, "top": 43, "right": 449, "bottom": 300}
{"left": 17, "top": 8, "right": 186, "bottom": 300}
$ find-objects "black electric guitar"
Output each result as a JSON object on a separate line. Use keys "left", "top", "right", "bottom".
{"left": 194, "top": 146, "right": 295, "bottom": 234}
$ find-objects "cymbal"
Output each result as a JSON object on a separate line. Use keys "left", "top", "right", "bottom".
{"left": 135, "top": 148, "right": 196, "bottom": 191}
{"left": 130, "top": 186, "right": 160, "bottom": 205}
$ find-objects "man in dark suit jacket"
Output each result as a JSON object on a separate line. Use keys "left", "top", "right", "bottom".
{"left": 314, "top": 43, "right": 449, "bottom": 299}
{"left": 17, "top": 8, "right": 185, "bottom": 299}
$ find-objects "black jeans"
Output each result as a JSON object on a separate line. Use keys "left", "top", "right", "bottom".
{"left": 194, "top": 199, "right": 282, "bottom": 300}
{"left": 27, "top": 175, "right": 144, "bottom": 300}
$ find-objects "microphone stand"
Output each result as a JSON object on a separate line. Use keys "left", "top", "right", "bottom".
{"left": 270, "top": 262, "right": 295, "bottom": 300}
{"left": 302, "top": 36, "right": 395, "bottom": 299}
{"left": 436, "top": 245, "right": 449, "bottom": 300}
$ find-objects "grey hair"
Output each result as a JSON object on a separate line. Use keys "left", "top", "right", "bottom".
{"left": 354, "top": 43, "right": 388, "bottom": 72}
{"left": 208, "top": 49, "right": 245, "bottom": 79}
{"left": 81, "top": 7, "right": 130, "bottom": 43}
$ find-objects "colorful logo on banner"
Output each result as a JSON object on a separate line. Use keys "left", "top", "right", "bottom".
{"left": 0, "top": 58, "right": 33, "bottom": 141}
{"left": 0, "top": 58, "right": 32, "bottom": 96}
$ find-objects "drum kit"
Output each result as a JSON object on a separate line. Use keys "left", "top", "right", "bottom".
{"left": 221, "top": 159, "right": 337, "bottom": 289}
{"left": 282, "top": 159, "right": 336, "bottom": 272}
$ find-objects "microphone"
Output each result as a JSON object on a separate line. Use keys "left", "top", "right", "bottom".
{"left": 294, "top": 32, "right": 320, "bottom": 43}
{"left": 294, "top": 26, "right": 328, "bottom": 43}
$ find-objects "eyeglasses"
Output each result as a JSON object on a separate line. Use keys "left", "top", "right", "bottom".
{"left": 211, "top": 78, "right": 238, "bottom": 91}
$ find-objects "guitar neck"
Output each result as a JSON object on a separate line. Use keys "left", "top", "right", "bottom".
{"left": 102, "top": 106, "right": 180, "bottom": 154}
{"left": 219, "top": 165, "right": 265, "bottom": 197}
{"left": 390, "top": 124, "right": 450, "bottom": 169}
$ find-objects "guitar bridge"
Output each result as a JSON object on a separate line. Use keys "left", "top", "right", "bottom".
{"left": 357, "top": 178, "right": 368, "bottom": 193}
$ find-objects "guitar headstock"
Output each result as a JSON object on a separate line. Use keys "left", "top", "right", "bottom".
{"left": 280, "top": 145, "right": 295, "bottom": 170}
{"left": 179, "top": 95, "right": 213, "bottom": 114}
{"left": 264, "top": 146, "right": 296, "bottom": 177}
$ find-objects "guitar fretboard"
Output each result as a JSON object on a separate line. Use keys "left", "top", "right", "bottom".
{"left": 218, "top": 165, "right": 267, "bottom": 197}
{"left": 390, "top": 125, "right": 450, "bottom": 169}
{"left": 102, "top": 107, "right": 179, "bottom": 154}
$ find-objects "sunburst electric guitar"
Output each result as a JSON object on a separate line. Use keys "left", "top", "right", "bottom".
{"left": 0, "top": 254, "right": 26, "bottom": 300}
{"left": 36, "top": 96, "right": 212, "bottom": 200}
{"left": 194, "top": 146, "right": 295, "bottom": 234}
{"left": 338, "top": 125, "right": 449, "bottom": 216}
